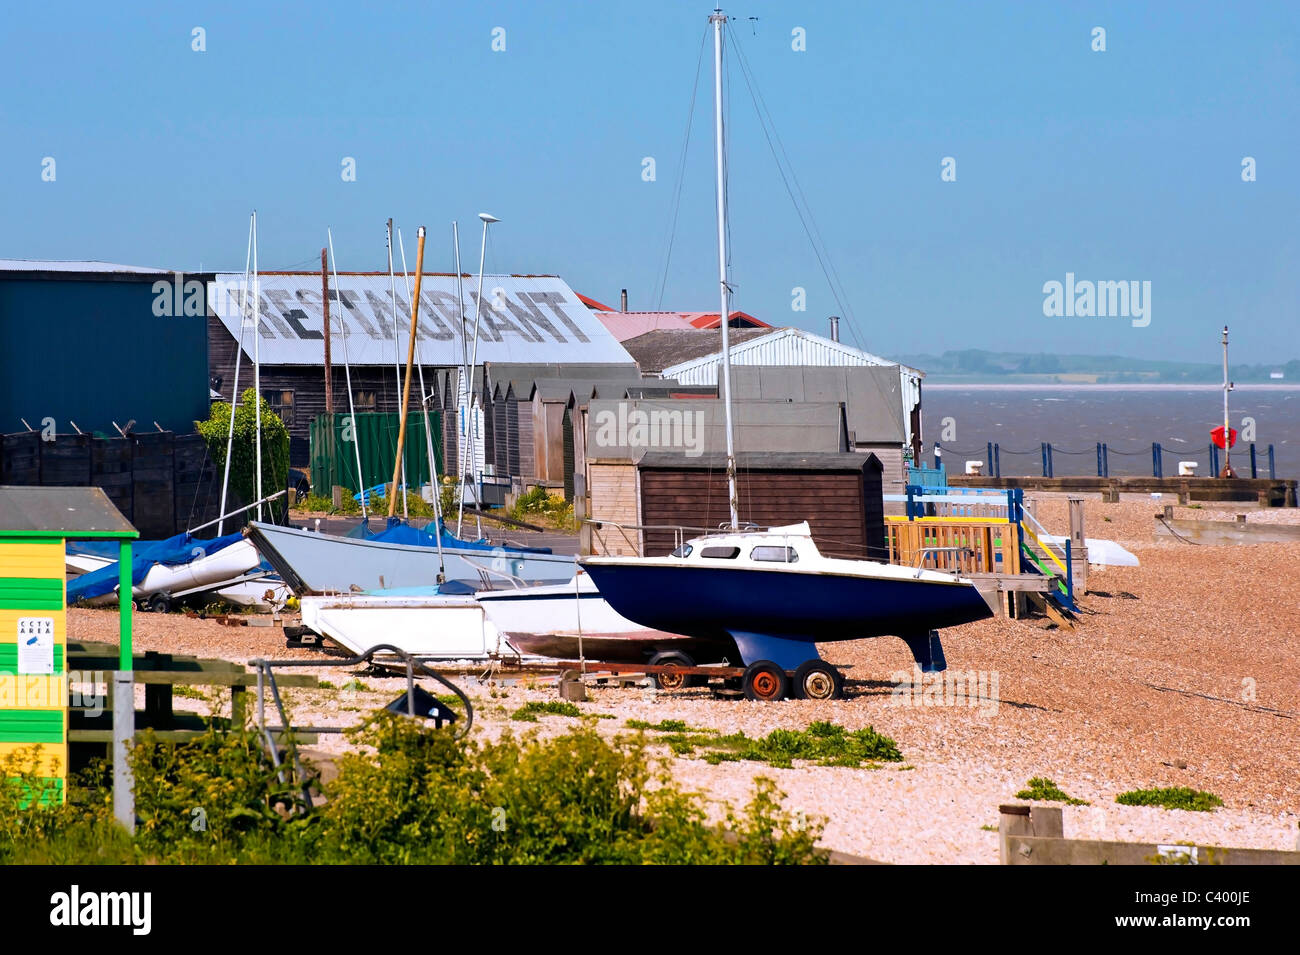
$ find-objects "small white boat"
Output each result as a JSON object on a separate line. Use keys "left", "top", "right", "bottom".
{"left": 299, "top": 589, "right": 527, "bottom": 662}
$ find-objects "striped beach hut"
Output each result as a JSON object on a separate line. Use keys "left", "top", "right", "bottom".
{"left": 0, "top": 486, "right": 136, "bottom": 806}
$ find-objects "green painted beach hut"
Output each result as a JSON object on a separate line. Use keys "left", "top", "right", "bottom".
{"left": 0, "top": 486, "right": 136, "bottom": 805}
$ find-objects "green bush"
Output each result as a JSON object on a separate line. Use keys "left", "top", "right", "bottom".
{"left": 197, "top": 389, "right": 290, "bottom": 520}
{"left": 1116, "top": 787, "right": 1223, "bottom": 812}
{"left": 1, "top": 715, "right": 828, "bottom": 865}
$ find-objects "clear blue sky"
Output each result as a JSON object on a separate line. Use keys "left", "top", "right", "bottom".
{"left": 3, "top": 1, "right": 1297, "bottom": 364}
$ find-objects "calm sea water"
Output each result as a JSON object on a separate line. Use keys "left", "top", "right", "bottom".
{"left": 921, "top": 385, "right": 1299, "bottom": 480}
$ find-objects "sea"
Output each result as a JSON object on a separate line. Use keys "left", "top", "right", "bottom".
{"left": 921, "top": 385, "right": 1299, "bottom": 480}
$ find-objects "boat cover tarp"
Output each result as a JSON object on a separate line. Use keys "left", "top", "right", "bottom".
{"left": 365, "top": 518, "right": 552, "bottom": 555}
{"left": 67, "top": 532, "right": 246, "bottom": 602}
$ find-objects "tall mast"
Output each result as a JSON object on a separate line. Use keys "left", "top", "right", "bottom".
{"left": 328, "top": 229, "right": 369, "bottom": 521}
{"left": 711, "top": 8, "right": 739, "bottom": 528}
{"left": 387, "top": 218, "right": 408, "bottom": 518}
{"left": 217, "top": 214, "right": 254, "bottom": 535}
{"left": 252, "top": 211, "right": 264, "bottom": 521}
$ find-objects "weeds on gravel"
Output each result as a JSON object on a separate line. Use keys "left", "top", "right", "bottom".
{"left": 625, "top": 718, "right": 714, "bottom": 734}
{"left": 1016, "top": 777, "right": 1090, "bottom": 805}
{"left": 339, "top": 679, "right": 371, "bottom": 692}
{"left": 1116, "top": 787, "right": 1223, "bottom": 812}
{"left": 511, "top": 700, "right": 613, "bottom": 722}
{"left": 665, "top": 721, "right": 904, "bottom": 769}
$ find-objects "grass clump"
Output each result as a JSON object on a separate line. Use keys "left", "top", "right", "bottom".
{"left": 509, "top": 487, "right": 577, "bottom": 531}
{"left": 625, "top": 718, "right": 712, "bottom": 734}
{"left": 1116, "top": 787, "right": 1223, "bottom": 812}
{"left": 1015, "top": 777, "right": 1090, "bottom": 806}
{"left": 339, "top": 679, "right": 371, "bottom": 692}
{"left": 680, "top": 721, "right": 901, "bottom": 769}
{"left": 511, "top": 700, "right": 583, "bottom": 722}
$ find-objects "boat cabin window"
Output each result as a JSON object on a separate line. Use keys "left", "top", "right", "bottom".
{"left": 670, "top": 544, "right": 693, "bottom": 558}
{"left": 700, "top": 546, "right": 741, "bottom": 559}
{"left": 750, "top": 545, "right": 798, "bottom": 563}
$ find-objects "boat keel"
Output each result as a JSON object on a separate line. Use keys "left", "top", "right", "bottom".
{"left": 728, "top": 631, "right": 821, "bottom": 671}
{"left": 902, "top": 630, "right": 947, "bottom": 673}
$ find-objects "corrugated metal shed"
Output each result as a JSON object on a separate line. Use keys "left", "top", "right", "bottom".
{"left": 730, "top": 365, "right": 905, "bottom": 444}
{"left": 657, "top": 327, "right": 924, "bottom": 450}
{"left": 0, "top": 260, "right": 170, "bottom": 275}
{"left": 586, "top": 398, "right": 846, "bottom": 461}
{"left": 208, "top": 272, "right": 634, "bottom": 367}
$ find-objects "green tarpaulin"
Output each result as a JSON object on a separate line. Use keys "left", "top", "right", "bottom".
{"left": 309, "top": 412, "right": 443, "bottom": 494}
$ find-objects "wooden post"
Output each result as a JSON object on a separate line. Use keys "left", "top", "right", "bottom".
{"left": 321, "top": 248, "right": 333, "bottom": 415}
{"left": 388, "top": 227, "right": 426, "bottom": 517}
{"left": 1067, "top": 496, "right": 1086, "bottom": 593}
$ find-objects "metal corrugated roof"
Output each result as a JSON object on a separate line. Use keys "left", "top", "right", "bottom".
{"left": 0, "top": 486, "right": 137, "bottom": 534}
{"left": 208, "top": 272, "right": 634, "bottom": 367}
{"left": 620, "top": 328, "right": 771, "bottom": 374}
{"left": 0, "top": 259, "right": 171, "bottom": 275}
{"left": 731, "top": 365, "right": 906, "bottom": 444}
{"left": 594, "top": 310, "right": 698, "bottom": 341}
{"left": 661, "top": 327, "right": 923, "bottom": 381}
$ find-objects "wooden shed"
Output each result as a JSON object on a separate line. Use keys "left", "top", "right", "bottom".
{"left": 589, "top": 451, "right": 885, "bottom": 561}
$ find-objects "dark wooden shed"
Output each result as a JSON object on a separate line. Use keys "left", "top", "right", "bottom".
{"left": 634, "top": 451, "right": 886, "bottom": 560}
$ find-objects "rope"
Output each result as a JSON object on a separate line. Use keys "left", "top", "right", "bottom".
{"left": 1156, "top": 515, "right": 1201, "bottom": 545}
{"left": 654, "top": 26, "right": 710, "bottom": 310}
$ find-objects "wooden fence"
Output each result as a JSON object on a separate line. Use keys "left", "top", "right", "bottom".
{"left": 0, "top": 431, "right": 226, "bottom": 538}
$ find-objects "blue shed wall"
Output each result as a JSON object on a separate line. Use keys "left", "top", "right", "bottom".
{"left": 0, "top": 277, "right": 208, "bottom": 436}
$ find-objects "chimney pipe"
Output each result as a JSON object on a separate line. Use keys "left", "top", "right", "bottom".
{"left": 829, "top": 315, "right": 840, "bottom": 342}
{"left": 620, "top": 288, "right": 628, "bottom": 311}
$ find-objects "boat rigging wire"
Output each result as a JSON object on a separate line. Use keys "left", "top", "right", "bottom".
{"left": 654, "top": 25, "right": 711, "bottom": 310}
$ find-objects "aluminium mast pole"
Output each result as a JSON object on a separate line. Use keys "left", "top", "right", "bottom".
{"left": 711, "top": 8, "right": 739, "bottom": 528}
{"left": 453, "top": 222, "right": 469, "bottom": 538}
{"left": 388, "top": 227, "right": 426, "bottom": 518}
{"left": 398, "top": 228, "right": 446, "bottom": 581}
{"left": 387, "top": 218, "right": 408, "bottom": 517}
{"left": 328, "top": 229, "right": 368, "bottom": 521}
{"left": 217, "top": 214, "right": 254, "bottom": 535}
{"left": 253, "top": 211, "right": 264, "bottom": 521}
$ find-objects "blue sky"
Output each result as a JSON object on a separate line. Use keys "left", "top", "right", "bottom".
{"left": 3, "top": 1, "right": 1297, "bottom": 364}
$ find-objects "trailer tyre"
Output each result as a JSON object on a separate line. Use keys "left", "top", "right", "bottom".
{"left": 146, "top": 592, "right": 172, "bottom": 614}
{"left": 648, "top": 651, "right": 697, "bottom": 690}
{"left": 793, "top": 660, "right": 844, "bottom": 700}
{"left": 743, "top": 660, "right": 789, "bottom": 701}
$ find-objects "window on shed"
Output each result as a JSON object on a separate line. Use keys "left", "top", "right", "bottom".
{"left": 266, "top": 389, "right": 295, "bottom": 430}
{"left": 751, "top": 545, "right": 798, "bottom": 563}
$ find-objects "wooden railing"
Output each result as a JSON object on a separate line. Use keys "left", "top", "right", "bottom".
{"left": 886, "top": 517, "right": 1020, "bottom": 576}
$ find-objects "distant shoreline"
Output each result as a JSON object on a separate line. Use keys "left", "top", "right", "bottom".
{"left": 923, "top": 382, "right": 1298, "bottom": 391}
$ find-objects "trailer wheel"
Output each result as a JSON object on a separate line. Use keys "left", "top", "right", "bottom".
{"left": 648, "top": 651, "right": 697, "bottom": 690}
{"left": 793, "top": 660, "right": 844, "bottom": 701}
{"left": 742, "top": 660, "right": 789, "bottom": 701}
{"left": 146, "top": 592, "right": 172, "bottom": 614}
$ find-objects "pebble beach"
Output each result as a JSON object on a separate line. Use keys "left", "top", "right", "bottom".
{"left": 67, "top": 495, "right": 1300, "bottom": 864}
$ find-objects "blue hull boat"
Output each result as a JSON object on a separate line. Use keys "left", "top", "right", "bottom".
{"left": 580, "top": 523, "right": 994, "bottom": 699}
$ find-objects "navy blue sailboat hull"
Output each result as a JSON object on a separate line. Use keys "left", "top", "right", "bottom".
{"left": 580, "top": 562, "right": 992, "bottom": 666}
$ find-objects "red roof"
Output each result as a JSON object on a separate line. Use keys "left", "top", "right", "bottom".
{"left": 575, "top": 292, "right": 615, "bottom": 311}
{"left": 680, "top": 310, "right": 772, "bottom": 329}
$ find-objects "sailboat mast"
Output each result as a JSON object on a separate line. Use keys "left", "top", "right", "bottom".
{"left": 217, "top": 214, "right": 254, "bottom": 536}
{"left": 252, "top": 211, "right": 264, "bottom": 522}
{"left": 711, "top": 8, "right": 739, "bottom": 529}
{"left": 328, "top": 229, "right": 369, "bottom": 521}
{"left": 387, "top": 218, "right": 408, "bottom": 518}
{"left": 388, "top": 226, "right": 426, "bottom": 518}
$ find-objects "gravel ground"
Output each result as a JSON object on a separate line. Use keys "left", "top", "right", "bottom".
{"left": 66, "top": 496, "right": 1300, "bottom": 863}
